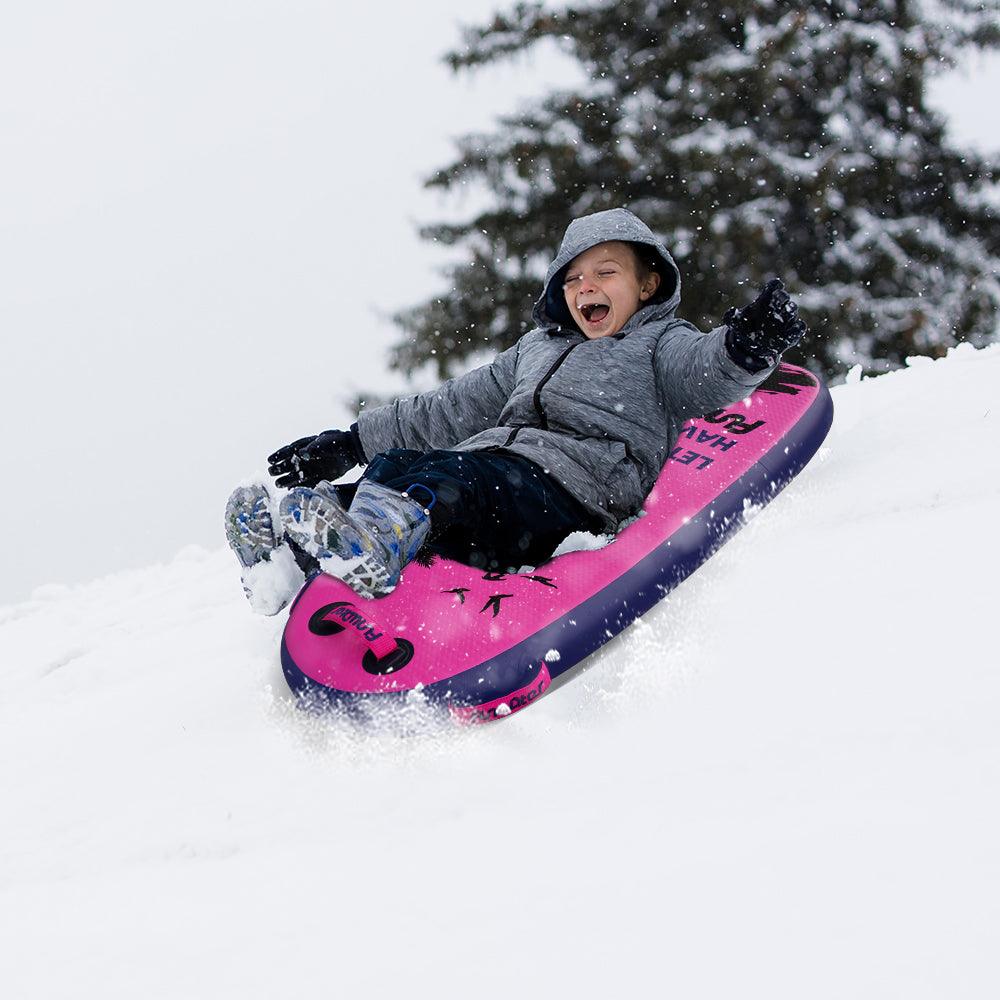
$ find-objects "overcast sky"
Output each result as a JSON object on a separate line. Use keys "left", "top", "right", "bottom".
{"left": 1, "top": 4, "right": 997, "bottom": 605}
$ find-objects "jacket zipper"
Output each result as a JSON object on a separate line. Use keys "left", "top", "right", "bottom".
{"left": 533, "top": 343, "right": 579, "bottom": 431}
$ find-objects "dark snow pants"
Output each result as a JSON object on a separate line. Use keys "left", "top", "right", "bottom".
{"left": 336, "top": 448, "right": 603, "bottom": 571}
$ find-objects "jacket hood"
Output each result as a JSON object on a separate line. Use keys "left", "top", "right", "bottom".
{"left": 531, "top": 207, "right": 682, "bottom": 334}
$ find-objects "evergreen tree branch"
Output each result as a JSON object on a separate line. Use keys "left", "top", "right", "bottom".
{"left": 378, "top": 0, "right": 1000, "bottom": 390}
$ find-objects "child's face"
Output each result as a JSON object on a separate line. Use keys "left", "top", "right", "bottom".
{"left": 562, "top": 241, "right": 661, "bottom": 339}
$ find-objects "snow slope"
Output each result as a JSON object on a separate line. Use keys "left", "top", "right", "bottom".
{"left": 2, "top": 345, "right": 999, "bottom": 999}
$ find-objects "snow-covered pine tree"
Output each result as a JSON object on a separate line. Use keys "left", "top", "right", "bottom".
{"left": 390, "top": 0, "right": 999, "bottom": 380}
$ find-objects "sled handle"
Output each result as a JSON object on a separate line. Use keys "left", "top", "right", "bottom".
{"left": 356, "top": 625, "right": 398, "bottom": 661}
{"left": 308, "top": 602, "right": 405, "bottom": 665}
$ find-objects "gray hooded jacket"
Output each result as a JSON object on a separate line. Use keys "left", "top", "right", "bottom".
{"left": 356, "top": 208, "right": 774, "bottom": 529}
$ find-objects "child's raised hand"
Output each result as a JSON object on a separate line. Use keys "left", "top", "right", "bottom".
{"left": 723, "top": 278, "right": 808, "bottom": 374}
{"left": 267, "top": 428, "right": 366, "bottom": 488}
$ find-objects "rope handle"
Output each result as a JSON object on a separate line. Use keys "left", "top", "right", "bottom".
{"left": 309, "top": 601, "right": 400, "bottom": 660}
{"left": 308, "top": 598, "right": 414, "bottom": 675}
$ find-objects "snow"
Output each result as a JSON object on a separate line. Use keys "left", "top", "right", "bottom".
{"left": 239, "top": 544, "right": 304, "bottom": 617}
{"left": 551, "top": 528, "right": 615, "bottom": 557}
{"left": 2, "top": 344, "right": 999, "bottom": 997}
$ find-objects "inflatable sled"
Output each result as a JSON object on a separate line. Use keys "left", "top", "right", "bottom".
{"left": 281, "top": 363, "right": 833, "bottom": 722}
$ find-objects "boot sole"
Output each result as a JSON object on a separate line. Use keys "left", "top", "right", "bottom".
{"left": 279, "top": 489, "right": 395, "bottom": 598}
{"left": 279, "top": 490, "right": 368, "bottom": 561}
{"left": 225, "top": 486, "right": 278, "bottom": 569}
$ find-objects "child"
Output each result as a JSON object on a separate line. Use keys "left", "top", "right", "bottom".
{"left": 225, "top": 207, "right": 806, "bottom": 612}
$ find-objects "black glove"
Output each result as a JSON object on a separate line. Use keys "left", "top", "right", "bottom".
{"left": 267, "top": 424, "right": 366, "bottom": 489}
{"left": 724, "top": 277, "right": 808, "bottom": 374}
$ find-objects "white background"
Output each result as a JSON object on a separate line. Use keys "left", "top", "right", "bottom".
{"left": 1, "top": 3, "right": 997, "bottom": 604}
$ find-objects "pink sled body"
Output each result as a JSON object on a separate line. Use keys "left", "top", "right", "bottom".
{"left": 281, "top": 364, "right": 833, "bottom": 722}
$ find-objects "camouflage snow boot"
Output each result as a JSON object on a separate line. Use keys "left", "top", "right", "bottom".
{"left": 225, "top": 484, "right": 278, "bottom": 569}
{"left": 278, "top": 480, "right": 433, "bottom": 598}
{"left": 224, "top": 484, "right": 303, "bottom": 615}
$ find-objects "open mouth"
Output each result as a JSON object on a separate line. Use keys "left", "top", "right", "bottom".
{"left": 580, "top": 303, "right": 610, "bottom": 324}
